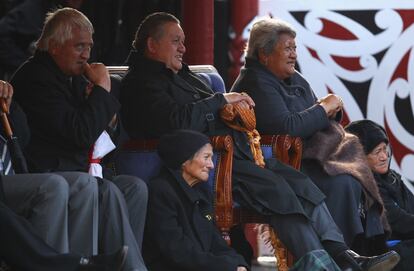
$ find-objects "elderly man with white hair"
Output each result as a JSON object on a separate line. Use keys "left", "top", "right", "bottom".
{"left": 11, "top": 8, "right": 147, "bottom": 271}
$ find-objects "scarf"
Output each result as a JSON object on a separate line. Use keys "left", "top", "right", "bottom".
{"left": 220, "top": 100, "right": 265, "bottom": 167}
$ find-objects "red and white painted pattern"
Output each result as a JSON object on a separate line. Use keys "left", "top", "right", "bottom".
{"left": 253, "top": 1, "right": 414, "bottom": 180}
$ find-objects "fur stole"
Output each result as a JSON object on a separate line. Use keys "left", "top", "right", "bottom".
{"left": 302, "top": 121, "right": 390, "bottom": 231}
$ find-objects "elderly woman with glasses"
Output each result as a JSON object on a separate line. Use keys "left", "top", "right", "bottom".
{"left": 346, "top": 120, "right": 414, "bottom": 271}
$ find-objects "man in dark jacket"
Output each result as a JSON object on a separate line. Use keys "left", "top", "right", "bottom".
{"left": 11, "top": 8, "right": 147, "bottom": 271}
{"left": 346, "top": 119, "right": 414, "bottom": 271}
{"left": 0, "top": 82, "right": 127, "bottom": 271}
{"left": 120, "top": 12, "right": 399, "bottom": 271}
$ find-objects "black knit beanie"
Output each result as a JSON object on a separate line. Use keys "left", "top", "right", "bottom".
{"left": 344, "top": 120, "right": 389, "bottom": 154}
{"left": 157, "top": 130, "right": 211, "bottom": 169}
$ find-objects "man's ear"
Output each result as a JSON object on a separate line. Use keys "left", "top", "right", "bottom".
{"left": 146, "top": 37, "right": 158, "bottom": 54}
{"left": 48, "top": 40, "right": 59, "bottom": 55}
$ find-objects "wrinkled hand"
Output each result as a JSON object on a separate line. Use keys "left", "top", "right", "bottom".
{"left": 237, "top": 267, "right": 248, "bottom": 271}
{"left": 318, "top": 94, "right": 343, "bottom": 118}
{"left": 223, "top": 92, "right": 255, "bottom": 107}
{"left": 0, "top": 80, "right": 13, "bottom": 113}
{"left": 84, "top": 63, "right": 111, "bottom": 92}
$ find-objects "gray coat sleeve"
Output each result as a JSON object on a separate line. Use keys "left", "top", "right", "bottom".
{"left": 232, "top": 69, "right": 329, "bottom": 138}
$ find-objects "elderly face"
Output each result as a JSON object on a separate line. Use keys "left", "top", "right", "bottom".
{"left": 147, "top": 22, "right": 185, "bottom": 73}
{"left": 366, "top": 142, "right": 390, "bottom": 174}
{"left": 49, "top": 27, "right": 93, "bottom": 76}
{"left": 264, "top": 33, "right": 297, "bottom": 80}
{"left": 182, "top": 143, "right": 214, "bottom": 186}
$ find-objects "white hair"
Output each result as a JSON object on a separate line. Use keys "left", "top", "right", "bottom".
{"left": 36, "top": 7, "right": 93, "bottom": 51}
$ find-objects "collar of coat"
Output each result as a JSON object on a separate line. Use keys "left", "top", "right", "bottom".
{"left": 126, "top": 50, "right": 191, "bottom": 78}
{"left": 375, "top": 169, "right": 401, "bottom": 186}
{"left": 166, "top": 167, "right": 209, "bottom": 206}
{"left": 126, "top": 50, "right": 215, "bottom": 99}
{"left": 244, "top": 57, "right": 302, "bottom": 86}
{"left": 32, "top": 50, "right": 89, "bottom": 101}
{"left": 33, "top": 50, "right": 72, "bottom": 82}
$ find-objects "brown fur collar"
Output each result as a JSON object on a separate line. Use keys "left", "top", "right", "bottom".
{"left": 302, "top": 121, "right": 390, "bottom": 230}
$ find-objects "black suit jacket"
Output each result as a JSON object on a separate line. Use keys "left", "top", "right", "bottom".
{"left": 11, "top": 51, "right": 120, "bottom": 172}
{"left": 120, "top": 51, "right": 228, "bottom": 139}
{"left": 144, "top": 168, "right": 247, "bottom": 271}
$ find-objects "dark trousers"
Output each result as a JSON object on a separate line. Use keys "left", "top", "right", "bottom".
{"left": 271, "top": 202, "right": 345, "bottom": 259}
{"left": 98, "top": 177, "right": 148, "bottom": 271}
{"left": 0, "top": 200, "right": 80, "bottom": 271}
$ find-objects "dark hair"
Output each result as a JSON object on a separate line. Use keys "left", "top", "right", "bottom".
{"left": 132, "top": 12, "right": 180, "bottom": 53}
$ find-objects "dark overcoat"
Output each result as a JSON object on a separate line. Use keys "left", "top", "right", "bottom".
{"left": 11, "top": 51, "right": 120, "bottom": 172}
{"left": 375, "top": 170, "right": 414, "bottom": 240}
{"left": 120, "top": 51, "right": 325, "bottom": 218}
{"left": 230, "top": 57, "right": 388, "bottom": 251}
{"left": 375, "top": 170, "right": 414, "bottom": 271}
{"left": 231, "top": 57, "right": 330, "bottom": 138}
{"left": 144, "top": 168, "right": 248, "bottom": 271}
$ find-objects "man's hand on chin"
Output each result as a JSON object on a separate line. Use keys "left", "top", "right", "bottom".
{"left": 84, "top": 63, "right": 111, "bottom": 92}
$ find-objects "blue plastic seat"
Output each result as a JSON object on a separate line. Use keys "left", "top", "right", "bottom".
{"left": 386, "top": 240, "right": 401, "bottom": 247}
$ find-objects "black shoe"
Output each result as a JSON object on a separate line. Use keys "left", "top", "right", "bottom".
{"left": 79, "top": 246, "right": 128, "bottom": 271}
{"left": 337, "top": 250, "right": 400, "bottom": 271}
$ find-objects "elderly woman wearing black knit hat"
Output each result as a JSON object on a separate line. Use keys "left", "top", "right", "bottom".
{"left": 142, "top": 130, "right": 248, "bottom": 271}
{"left": 346, "top": 120, "right": 414, "bottom": 271}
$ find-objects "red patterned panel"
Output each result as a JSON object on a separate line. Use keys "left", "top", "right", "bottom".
{"left": 396, "top": 10, "right": 414, "bottom": 31}
{"left": 307, "top": 47, "right": 322, "bottom": 62}
{"left": 390, "top": 49, "right": 410, "bottom": 84}
{"left": 384, "top": 119, "right": 413, "bottom": 167}
{"left": 331, "top": 55, "right": 364, "bottom": 71}
{"left": 318, "top": 18, "right": 357, "bottom": 40}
